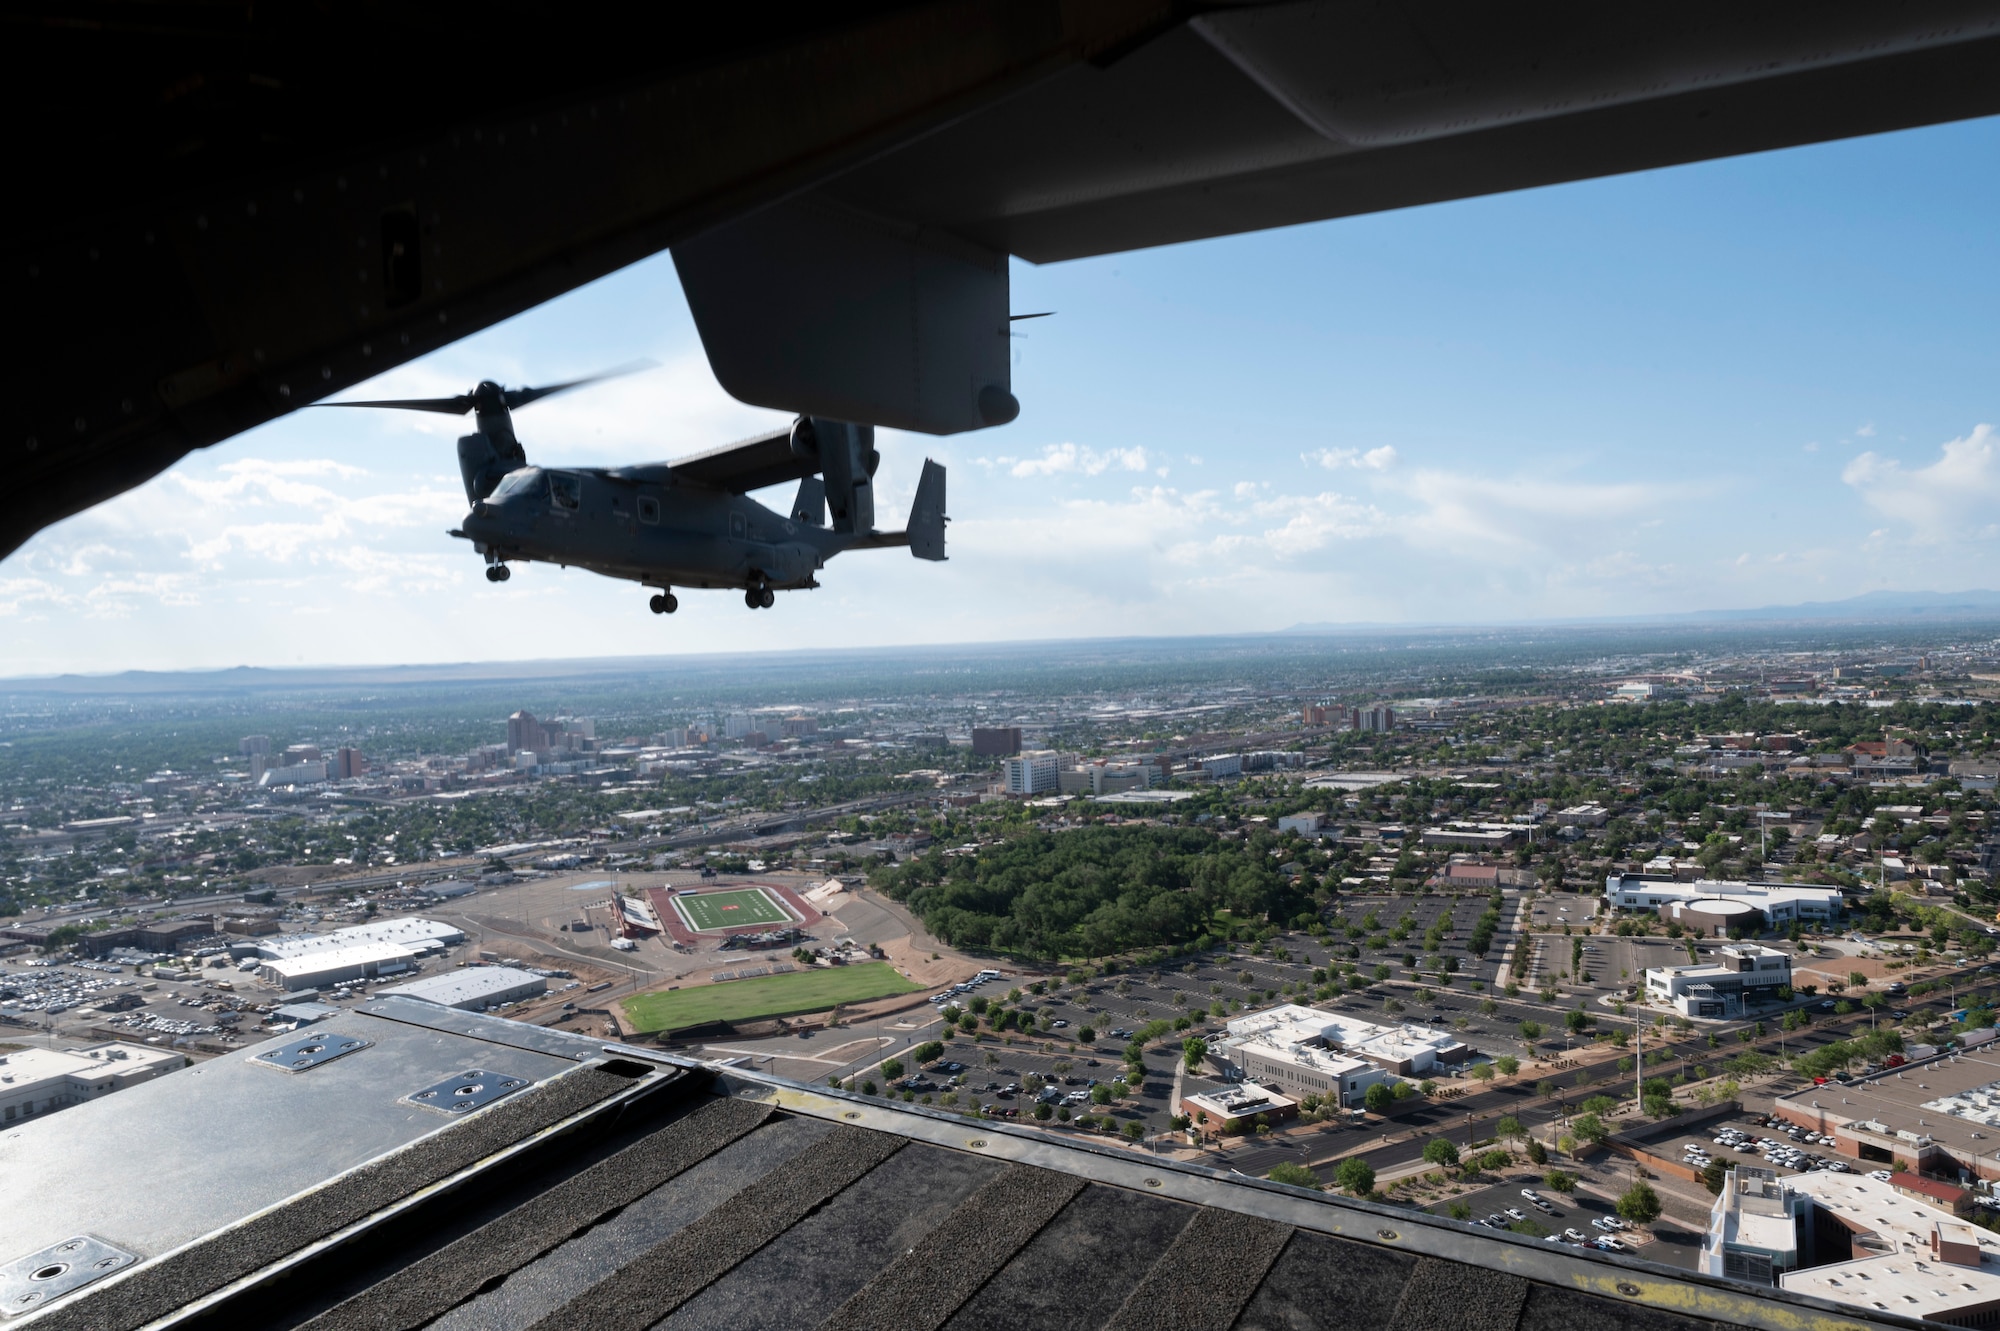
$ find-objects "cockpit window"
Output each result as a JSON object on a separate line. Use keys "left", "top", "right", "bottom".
{"left": 548, "top": 471, "right": 582, "bottom": 511}
{"left": 491, "top": 468, "right": 544, "bottom": 501}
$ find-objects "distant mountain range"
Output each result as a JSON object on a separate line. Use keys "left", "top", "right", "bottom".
{"left": 1285, "top": 589, "right": 2000, "bottom": 634}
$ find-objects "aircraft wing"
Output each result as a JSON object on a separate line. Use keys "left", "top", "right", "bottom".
{"left": 666, "top": 425, "right": 814, "bottom": 494}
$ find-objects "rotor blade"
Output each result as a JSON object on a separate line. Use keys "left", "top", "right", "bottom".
{"left": 504, "top": 359, "right": 658, "bottom": 410}
{"left": 313, "top": 395, "right": 473, "bottom": 415}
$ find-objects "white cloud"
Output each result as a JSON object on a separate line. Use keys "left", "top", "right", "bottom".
{"left": 1856, "top": 423, "right": 1877, "bottom": 438}
{"left": 1007, "top": 442, "right": 1153, "bottom": 478}
{"left": 1842, "top": 424, "right": 2000, "bottom": 541}
{"left": 1303, "top": 445, "right": 1398, "bottom": 472}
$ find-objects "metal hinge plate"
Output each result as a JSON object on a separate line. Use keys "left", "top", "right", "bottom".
{"left": 251, "top": 1032, "right": 372, "bottom": 1072}
{"left": 0, "top": 1235, "right": 137, "bottom": 1317}
{"left": 402, "top": 1068, "right": 531, "bottom": 1116}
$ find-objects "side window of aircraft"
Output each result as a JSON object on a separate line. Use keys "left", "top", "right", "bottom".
{"left": 637, "top": 496, "right": 660, "bottom": 525}
{"left": 548, "top": 471, "right": 582, "bottom": 511}
{"left": 729, "top": 512, "right": 746, "bottom": 539}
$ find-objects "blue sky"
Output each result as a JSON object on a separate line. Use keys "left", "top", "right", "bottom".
{"left": 9, "top": 117, "right": 2000, "bottom": 674}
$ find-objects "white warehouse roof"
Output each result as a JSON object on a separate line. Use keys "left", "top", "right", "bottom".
{"left": 377, "top": 967, "right": 548, "bottom": 1011}
{"left": 257, "top": 917, "right": 465, "bottom": 960}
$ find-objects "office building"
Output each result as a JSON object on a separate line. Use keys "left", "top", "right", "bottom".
{"left": 1421, "top": 823, "right": 1522, "bottom": 851}
{"left": 1773, "top": 1172, "right": 2000, "bottom": 1322}
{"left": 256, "top": 760, "right": 330, "bottom": 787}
{"left": 0, "top": 1043, "right": 186, "bottom": 1126}
{"left": 724, "top": 713, "right": 757, "bottom": 740}
{"left": 1180, "top": 1084, "right": 1299, "bottom": 1130}
{"left": 378, "top": 966, "right": 547, "bottom": 1011}
{"left": 282, "top": 743, "right": 323, "bottom": 764}
{"left": 238, "top": 735, "right": 270, "bottom": 756}
{"left": 507, "top": 710, "right": 548, "bottom": 754}
{"left": 971, "top": 726, "right": 1022, "bottom": 756}
{"left": 1353, "top": 704, "right": 1394, "bottom": 732}
{"left": 781, "top": 716, "right": 818, "bottom": 738}
{"left": 1198, "top": 753, "right": 1242, "bottom": 780}
{"left": 334, "top": 747, "right": 366, "bottom": 779}
{"left": 1604, "top": 875, "right": 1842, "bottom": 929}
{"left": 1554, "top": 803, "right": 1609, "bottom": 827}
{"left": 1214, "top": 1004, "right": 1467, "bottom": 1097}
{"left": 1644, "top": 944, "right": 1791, "bottom": 1017}
{"left": 1003, "top": 749, "right": 1061, "bottom": 795}
{"left": 1701, "top": 1167, "right": 1812, "bottom": 1285}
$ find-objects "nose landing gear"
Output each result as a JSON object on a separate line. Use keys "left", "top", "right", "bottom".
{"left": 648, "top": 591, "right": 679, "bottom": 614}
{"left": 485, "top": 564, "right": 510, "bottom": 583}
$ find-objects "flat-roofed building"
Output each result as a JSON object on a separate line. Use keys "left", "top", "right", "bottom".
{"left": 1775, "top": 1048, "right": 2000, "bottom": 1183}
{"left": 1701, "top": 1167, "right": 1811, "bottom": 1286}
{"left": 970, "top": 727, "right": 1021, "bottom": 756}
{"left": 259, "top": 941, "right": 418, "bottom": 991}
{"left": 1421, "top": 823, "right": 1521, "bottom": 851}
{"left": 1604, "top": 874, "right": 1842, "bottom": 928}
{"left": 1003, "top": 750, "right": 1061, "bottom": 796}
{"left": 377, "top": 966, "right": 547, "bottom": 1011}
{"left": 255, "top": 916, "right": 465, "bottom": 961}
{"left": 1180, "top": 1084, "right": 1299, "bottom": 1130}
{"left": 0, "top": 1043, "right": 185, "bottom": 1126}
{"left": 1776, "top": 1172, "right": 2000, "bottom": 1323}
{"left": 1216, "top": 1004, "right": 1467, "bottom": 1096}
{"left": 1645, "top": 944, "right": 1791, "bottom": 1018}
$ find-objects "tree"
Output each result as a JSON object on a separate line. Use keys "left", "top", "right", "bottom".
{"left": 1122, "top": 1120, "right": 1145, "bottom": 1142}
{"left": 1495, "top": 1056, "right": 1520, "bottom": 1076}
{"left": 881, "top": 1058, "right": 905, "bottom": 1081}
{"left": 1447, "top": 1199, "right": 1472, "bottom": 1220}
{"left": 913, "top": 1041, "right": 944, "bottom": 1064}
{"left": 1525, "top": 1137, "right": 1548, "bottom": 1165}
{"left": 1267, "top": 1161, "right": 1322, "bottom": 1190}
{"left": 1090, "top": 1084, "right": 1113, "bottom": 1105}
{"left": 1077, "top": 1025, "right": 1096, "bottom": 1044}
{"left": 1617, "top": 1180, "right": 1664, "bottom": 1225}
{"left": 1468, "top": 1062, "right": 1494, "bottom": 1082}
{"left": 1544, "top": 1168, "right": 1576, "bottom": 1193}
{"left": 1536, "top": 1079, "right": 1558, "bottom": 1100}
{"left": 1183, "top": 1036, "right": 1208, "bottom": 1072}
{"left": 1364, "top": 1082, "right": 1393, "bottom": 1113}
{"left": 1335, "top": 1157, "right": 1376, "bottom": 1196}
{"left": 1033, "top": 1102, "right": 1053, "bottom": 1120}
{"left": 1571, "top": 1113, "right": 1610, "bottom": 1147}
{"left": 1520, "top": 1020, "right": 1544, "bottom": 1041}
{"left": 1423, "top": 1138, "right": 1461, "bottom": 1169}
{"left": 1849, "top": 971, "right": 1869, "bottom": 989}
{"left": 1701, "top": 1160, "right": 1729, "bottom": 1196}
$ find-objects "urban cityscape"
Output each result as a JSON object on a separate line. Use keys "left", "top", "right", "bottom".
{"left": 7, "top": 620, "right": 2000, "bottom": 1319}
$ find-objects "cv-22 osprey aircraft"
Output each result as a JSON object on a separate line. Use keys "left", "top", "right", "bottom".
{"left": 323, "top": 368, "right": 945, "bottom": 614}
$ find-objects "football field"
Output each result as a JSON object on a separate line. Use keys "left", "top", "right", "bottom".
{"left": 673, "top": 887, "right": 793, "bottom": 932}
{"left": 621, "top": 962, "right": 920, "bottom": 1033}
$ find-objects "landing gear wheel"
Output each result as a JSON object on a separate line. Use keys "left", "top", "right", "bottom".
{"left": 486, "top": 565, "right": 510, "bottom": 583}
{"left": 757, "top": 588, "right": 775, "bottom": 609}
{"left": 649, "top": 593, "right": 667, "bottom": 614}
{"left": 662, "top": 593, "right": 678, "bottom": 613}
{"left": 745, "top": 588, "right": 761, "bottom": 610}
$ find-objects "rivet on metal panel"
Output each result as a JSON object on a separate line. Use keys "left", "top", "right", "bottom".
{"left": 1617, "top": 1282, "right": 1642, "bottom": 1296}
{"left": 1145, "top": 1178, "right": 1162, "bottom": 1188}
{"left": 1376, "top": 1229, "right": 1399, "bottom": 1241}
{"left": 967, "top": 1139, "right": 986, "bottom": 1148}
{"left": 844, "top": 1111, "right": 862, "bottom": 1120}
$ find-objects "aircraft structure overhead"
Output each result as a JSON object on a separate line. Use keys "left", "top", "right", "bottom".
{"left": 10, "top": 3, "right": 2000, "bottom": 556}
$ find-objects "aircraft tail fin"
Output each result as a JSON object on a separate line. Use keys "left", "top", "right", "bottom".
{"left": 791, "top": 475, "right": 827, "bottom": 526}
{"left": 907, "top": 459, "right": 946, "bottom": 561}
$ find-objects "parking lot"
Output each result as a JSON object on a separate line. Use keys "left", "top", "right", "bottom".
{"left": 1443, "top": 1177, "right": 1699, "bottom": 1271}
{"left": 1646, "top": 1115, "right": 1859, "bottom": 1182}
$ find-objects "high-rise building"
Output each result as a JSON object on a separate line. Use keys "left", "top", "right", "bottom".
{"left": 238, "top": 735, "right": 270, "bottom": 756}
{"left": 781, "top": 716, "right": 818, "bottom": 738}
{"left": 725, "top": 713, "right": 756, "bottom": 740}
{"left": 972, "top": 726, "right": 1022, "bottom": 756}
{"left": 334, "top": 747, "right": 366, "bottom": 780}
{"left": 1353, "top": 705, "right": 1394, "bottom": 733}
{"left": 283, "top": 743, "right": 323, "bottom": 764}
{"left": 507, "top": 711, "right": 544, "bottom": 754}
{"left": 1004, "top": 750, "right": 1061, "bottom": 795}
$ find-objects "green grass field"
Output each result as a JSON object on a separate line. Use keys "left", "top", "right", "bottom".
{"left": 621, "top": 962, "right": 920, "bottom": 1034}
{"left": 673, "top": 887, "right": 792, "bottom": 931}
